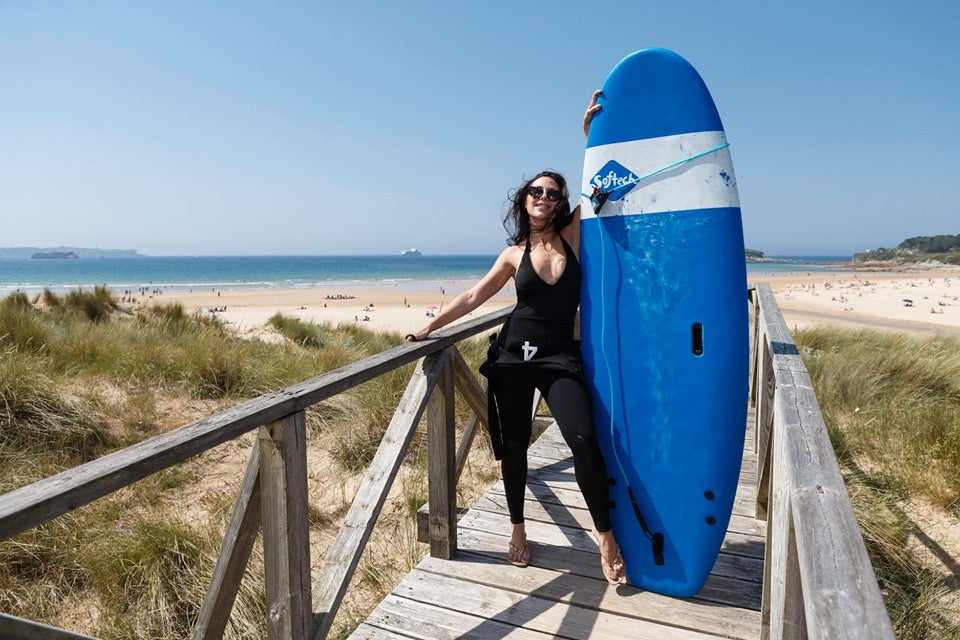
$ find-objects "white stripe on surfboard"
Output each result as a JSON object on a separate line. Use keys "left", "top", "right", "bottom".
{"left": 580, "top": 130, "right": 739, "bottom": 220}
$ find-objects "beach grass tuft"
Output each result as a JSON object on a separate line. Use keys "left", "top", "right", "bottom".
{"left": 797, "top": 327, "right": 960, "bottom": 511}
{"left": 268, "top": 312, "right": 325, "bottom": 348}
{"left": 62, "top": 285, "right": 122, "bottom": 323}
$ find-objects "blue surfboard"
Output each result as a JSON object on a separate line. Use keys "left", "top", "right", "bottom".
{"left": 579, "top": 49, "right": 748, "bottom": 597}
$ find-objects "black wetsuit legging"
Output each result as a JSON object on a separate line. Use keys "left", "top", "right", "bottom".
{"left": 492, "top": 367, "right": 613, "bottom": 533}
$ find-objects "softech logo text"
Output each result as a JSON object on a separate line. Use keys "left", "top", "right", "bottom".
{"left": 589, "top": 160, "right": 640, "bottom": 201}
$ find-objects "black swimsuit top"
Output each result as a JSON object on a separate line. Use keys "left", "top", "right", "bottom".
{"left": 499, "top": 236, "right": 581, "bottom": 360}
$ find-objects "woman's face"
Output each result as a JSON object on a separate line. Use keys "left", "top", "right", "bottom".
{"left": 525, "top": 176, "right": 562, "bottom": 228}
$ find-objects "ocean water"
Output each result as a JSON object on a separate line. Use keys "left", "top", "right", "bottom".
{"left": 0, "top": 254, "right": 851, "bottom": 296}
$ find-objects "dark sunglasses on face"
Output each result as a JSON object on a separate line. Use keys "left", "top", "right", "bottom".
{"left": 527, "top": 185, "right": 563, "bottom": 202}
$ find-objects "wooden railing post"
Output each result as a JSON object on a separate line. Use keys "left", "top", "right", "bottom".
{"left": 260, "top": 412, "right": 312, "bottom": 640}
{"left": 755, "top": 334, "right": 775, "bottom": 520}
{"left": 427, "top": 347, "right": 457, "bottom": 560}
{"left": 762, "top": 411, "right": 807, "bottom": 640}
{"left": 748, "top": 287, "right": 761, "bottom": 411}
{"left": 194, "top": 441, "right": 263, "bottom": 639}
{"left": 450, "top": 349, "right": 488, "bottom": 482}
{"left": 311, "top": 350, "right": 445, "bottom": 640}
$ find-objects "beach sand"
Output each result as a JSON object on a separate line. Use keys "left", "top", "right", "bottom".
{"left": 752, "top": 268, "right": 960, "bottom": 334}
{"left": 141, "top": 267, "right": 960, "bottom": 339}
{"left": 144, "top": 282, "right": 517, "bottom": 340}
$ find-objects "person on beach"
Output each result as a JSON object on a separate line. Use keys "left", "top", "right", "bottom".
{"left": 405, "top": 91, "right": 626, "bottom": 584}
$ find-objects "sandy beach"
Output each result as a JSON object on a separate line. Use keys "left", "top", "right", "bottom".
{"left": 140, "top": 267, "right": 960, "bottom": 339}
{"left": 144, "top": 282, "right": 517, "bottom": 339}
{"left": 752, "top": 268, "right": 960, "bottom": 334}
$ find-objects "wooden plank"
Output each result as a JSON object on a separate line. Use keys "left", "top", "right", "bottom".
{"left": 761, "top": 418, "right": 805, "bottom": 640}
{"left": 0, "top": 306, "right": 512, "bottom": 543}
{"left": 477, "top": 477, "right": 765, "bottom": 542}
{"left": 194, "top": 440, "right": 263, "bottom": 640}
{"left": 349, "top": 620, "right": 413, "bottom": 639}
{"left": 414, "top": 546, "right": 761, "bottom": 639}
{"left": 485, "top": 455, "right": 765, "bottom": 549}
{"left": 755, "top": 283, "right": 803, "bottom": 523}
{"left": 427, "top": 348, "right": 457, "bottom": 560}
{"left": 469, "top": 491, "right": 764, "bottom": 584}
{"left": 312, "top": 351, "right": 446, "bottom": 640}
{"left": 777, "top": 376, "right": 894, "bottom": 640}
{"left": 450, "top": 348, "right": 487, "bottom": 482}
{"left": 260, "top": 412, "right": 312, "bottom": 640}
{"left": 755, "top": 336, "right": 775, "bottom": 520}
{"left": 0, "top": 613, "right": 98, "bottom": 640}
{"left": 454, "top": 412, "right": 481, "bottom": 484}
{"left": 453, "top": 508, "right": 762, "bottom": 611}
{"left": 394, "top": 568, "right": 729, "bottom": 639}
{"left": 450, "top": 347, "right": 488, "bottom": 428}
{"left": 362, "top": 594, "right": 554, "bottom": 639}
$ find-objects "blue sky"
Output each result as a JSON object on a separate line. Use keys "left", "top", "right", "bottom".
{"left": 1, "top": 1, "right": 957, "bottom": 257}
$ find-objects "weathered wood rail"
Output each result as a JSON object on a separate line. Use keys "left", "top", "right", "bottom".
{"left": 0, "top": 284, "right": 895, "bottom": 639}
{"left": 750, "top": 284, "right": 893, "bottom": 639}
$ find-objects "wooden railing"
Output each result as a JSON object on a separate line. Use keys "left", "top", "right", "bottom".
{"left": 750, "top": 283, "right": 894, "bottom": 639}
{"left": 0, "top": 305, "right": 511, "bottom": 640}
{"left": 0, "top": 286, "right": 898, "bottom": 640}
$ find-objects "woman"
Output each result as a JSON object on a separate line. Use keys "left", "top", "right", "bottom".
{"left": 405, "top": 92, "right": 625, "bottom": 584}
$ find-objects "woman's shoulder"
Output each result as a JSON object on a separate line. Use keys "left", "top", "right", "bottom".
{"left": 498, "top": 243, "right": 524, "bottom": 260}
{"left": 490, "top": 244, "right": 523, "bottom": 274}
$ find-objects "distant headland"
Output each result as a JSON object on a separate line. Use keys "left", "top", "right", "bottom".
{"left": 0, "top": 247, "right": 143, "bottom": 260}
{"left": 853, "top": 234, "right": 960, "bottom": 266}
{"left": 31, "top": 251, "right": 79, "bottom": 259}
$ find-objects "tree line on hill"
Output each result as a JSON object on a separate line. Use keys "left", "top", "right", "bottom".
{"left": 853, "top": 234, "right": 960, "bottom": 265}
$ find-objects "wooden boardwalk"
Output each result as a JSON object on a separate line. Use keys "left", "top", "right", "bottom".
{"left": 351, "top": 409, "right": 764, "bottom": 639}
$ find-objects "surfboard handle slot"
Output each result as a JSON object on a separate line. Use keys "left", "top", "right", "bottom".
{"left": 626, "top": 485, "right": 665, "bottom": 566}
{"left": 692, "top": 323, "right": 704, "bottom": 356}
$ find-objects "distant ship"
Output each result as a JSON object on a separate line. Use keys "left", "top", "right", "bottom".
{"left": 401, "top": 248, "right": 422, "bottom": 257}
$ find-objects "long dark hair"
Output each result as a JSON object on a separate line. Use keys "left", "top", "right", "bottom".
{"left": 502, "top": 170, "right": 572, "bottom": 246}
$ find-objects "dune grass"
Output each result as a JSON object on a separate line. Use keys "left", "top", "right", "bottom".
{"left": 0, "top": 289, "right": 496, "bottom": 638}
{"left": 796, "top": 327, "right": 959, "bottom": 511}
{"left": 795, "top": 326, "right": 960, "bottom": 639}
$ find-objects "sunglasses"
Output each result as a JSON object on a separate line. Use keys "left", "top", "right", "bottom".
{"left": 527, "top": 185, "right": 563, "bottom": 202}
